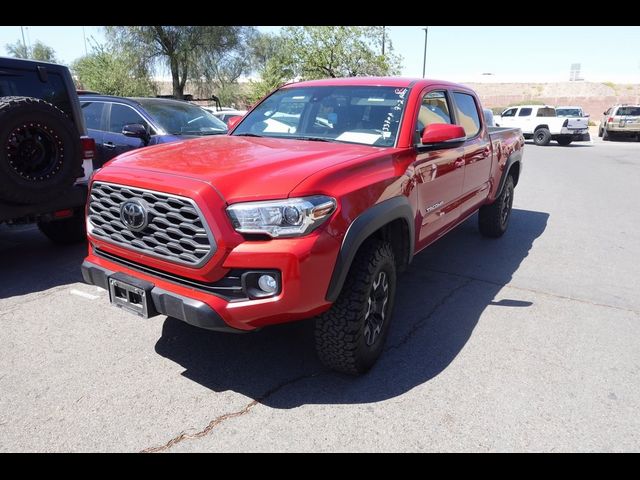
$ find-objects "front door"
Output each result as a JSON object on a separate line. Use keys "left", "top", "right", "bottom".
{"left": 102, "top": 103, "right": 150, "bottom": 160}
{"left": 412, "top": 89, "right": 465, "bottom": 249}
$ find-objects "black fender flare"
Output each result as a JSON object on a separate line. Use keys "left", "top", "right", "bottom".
{"left": 325, "top": 196, "right": 415, "bottom": 302}
{"left": 495, "top": 150, "right": 522, "bottom": 199}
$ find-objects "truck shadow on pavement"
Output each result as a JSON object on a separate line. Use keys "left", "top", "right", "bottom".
{"left": 155, "top": 208, "right": 549, "bottom": 408}
{"left": 0, "top": 224, "right": 86, "bottom": 299}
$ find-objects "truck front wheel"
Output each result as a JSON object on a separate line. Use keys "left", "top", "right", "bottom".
{"left": 37, "top": 211, "right": 86, "bottom": 244}
{"left": 533, "top": 128, "right": 551, "bottom": 146}
{"left": 478, "top": 175, "right": 514, "bottom": 238}
{"left": 315, "top": 239, "right": 396, "bottom": 375}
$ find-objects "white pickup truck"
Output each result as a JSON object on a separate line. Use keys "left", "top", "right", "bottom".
{"left": 495, "top": 105, "right": 589, "bottom": 146}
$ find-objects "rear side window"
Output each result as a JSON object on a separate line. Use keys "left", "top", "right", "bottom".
{"left": 452, "top": 92, "right": 481, "bottom": 137}
{"left": 537, "top": 107, "right": 556, "bottom": 117}
{"left": 518, "top": 108, "right": 532, "bottom": 117}
{"left": 0, "top": 68, "right": 72, "bottom": 120}
{"left": 81, "top": 102, "right": 105, "bottom": 130}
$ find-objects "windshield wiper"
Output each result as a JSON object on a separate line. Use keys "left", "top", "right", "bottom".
{"left": 288, "top": 136, "right": 332, "bottom": 142}
{"left": 234, "top": 133, "right": 264, "bottom": 137}
{"left": 180, "top": 130, "right": 226, "bottom": 136}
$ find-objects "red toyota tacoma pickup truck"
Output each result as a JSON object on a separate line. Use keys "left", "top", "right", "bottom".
{"left": 82, "top": 77, "right": 524, "bottom": 375}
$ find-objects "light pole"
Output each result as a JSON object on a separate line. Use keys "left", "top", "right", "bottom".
{"left": 382, "top": 26, "right": 386, "bottom": 56}
{"left": 20, "top": 26, "right": 27, "bottom": 54}
{"left": 422, "top": 27, "right": 429, "bottom": 78}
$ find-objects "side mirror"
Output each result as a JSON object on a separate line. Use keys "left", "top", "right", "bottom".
{"left": 603, "top": 111, "right": 607, "bottom": 115}
{"left": 585, "top": 113, "right": 590, "bottom": 117}
{"left": 227, "top": 116, "right": 243, "bottom": 130}
{"left": 122, "top": 123, "right": 150, "bottom": 145}
{"left": 420, "top": 124, "right": 466, "bottom": 148}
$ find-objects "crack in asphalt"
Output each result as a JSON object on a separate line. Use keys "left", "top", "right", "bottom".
{"left": 141, "top": 277, "right": 476, "bottom": 453}
{"left": 424, "top": 268, "right": 640, "bottom": 316}
{"left": 141, "top": 371, "right": 325, "bottom": 453}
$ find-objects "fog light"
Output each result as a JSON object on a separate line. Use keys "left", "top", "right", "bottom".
{"left": 258, "top": 274, "right": 278, "bottom": 293}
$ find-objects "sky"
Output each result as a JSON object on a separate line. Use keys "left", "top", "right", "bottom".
{"left": 1, "top": 25, "right": 639, "bottom": 83}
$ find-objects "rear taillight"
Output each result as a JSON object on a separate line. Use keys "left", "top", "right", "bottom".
{"left": 562, "top": 119, "right": 568, "bottom": 127}
{"left": 608, "top": 117, "right": 614, "bottom": 123}
{"left": 81, "top": 136, "right": 96, "bottom": 161}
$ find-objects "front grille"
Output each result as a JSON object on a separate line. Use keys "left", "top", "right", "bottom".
{"left": 88, "top": 182, "right": 216, "bottom": 267}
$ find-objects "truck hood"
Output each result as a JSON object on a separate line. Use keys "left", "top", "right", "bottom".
{"left": 106, "top": 135, "right": 379, "bottom": 202}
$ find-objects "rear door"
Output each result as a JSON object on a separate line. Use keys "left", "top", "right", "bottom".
{"left": 516, "top": 107, "right": 533, "bottom": 133}
{"left": 452, "top": 90, "right": 492, "bottom": 217}
{"left": 102, "top": 102, "right": 150, "bottom": 160}
{"left": 616, "top": 106, "right": 640, "bottom": 130}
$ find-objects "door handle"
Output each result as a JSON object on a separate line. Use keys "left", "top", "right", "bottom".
{"left": 103, "top": 142, "right": 116, "bottom": 149}
{"left": 454, "top": 158, "right": 465, "bottom": 169}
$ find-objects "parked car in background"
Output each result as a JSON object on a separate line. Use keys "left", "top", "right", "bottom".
{"left": 206, "top": 108, "right": 247, "bottom": 125}
{"left": 483, "top": 108, "right": 495, "bottom": 127}
{"left": 0, "top": 56, "right": 96, "bottom": 244}
{"left": 79, "top": 95, "right": 228, "bottom": 166}
{"left": 495, "top": 104, "right": 589, "bottom": 146}
{"left": 599, "top": 104, "right": 640, "bottom": 141}
{"left": 556, "top": 106, "right": 587, "bottom": 118}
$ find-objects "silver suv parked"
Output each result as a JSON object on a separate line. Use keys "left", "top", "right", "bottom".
{"left": 599, "top": 105, "right": 640, "bottom": 141}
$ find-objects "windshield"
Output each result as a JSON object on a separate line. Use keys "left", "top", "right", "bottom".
{"left": 617, "top": 107, "right": 640, "bottom": 116}
{"left": 556, "top": 108, "right": 582, "bottom": 117}
{"left": 135, "top": 99, "right": 228, "bottom": 135}
{"left": 232, "top": 85, "right": 410, "bottom": 147}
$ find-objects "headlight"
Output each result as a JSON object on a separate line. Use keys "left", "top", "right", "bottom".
{"left": 226, "top": 195, "right": 336, "bottom": 238}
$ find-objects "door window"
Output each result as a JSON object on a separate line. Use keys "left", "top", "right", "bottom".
{"left": 81, "top": 102, "right": 105, "bottom": 130}
{"left": 109, "top": 104, "right": 149, "bottom": 133}
{"left": 416, "top": 90, "right": 452, "bottom": 142}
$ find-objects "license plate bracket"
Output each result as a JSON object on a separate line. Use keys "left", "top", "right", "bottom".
{"left": 108, "top": 272, "right": 156, "bottom": 318}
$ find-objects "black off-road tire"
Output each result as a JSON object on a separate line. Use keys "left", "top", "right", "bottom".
{"left": 533, "top": 128, "right": 552, "bottom": 146}
{"left": 0, "top": 96, "right": 81, "bottom": 205}
{"left": 479, "top": 175, "right": 514, "bottom": 238}
{"left": 315, "top": 239, "right": 397, "bottom": 375}
{"left": 602, "top": 128, "right": 610, "bottom": 141}
{"left": 556, "top": 137, "right": 572, "bottom": 146}
{"left": 37, "top": 211, "right": 86, "bottom": 244}
{"left": 598, "top": 126, "right": 603, "bottom": 137}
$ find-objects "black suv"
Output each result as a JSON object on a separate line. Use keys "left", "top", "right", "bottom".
{"left": 0, "top": 57, "right": 96, "bottom": 243}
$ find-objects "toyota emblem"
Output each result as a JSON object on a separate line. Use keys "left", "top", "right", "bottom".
{"left": 120, "top": 200, "right": 148, "bottom": 232}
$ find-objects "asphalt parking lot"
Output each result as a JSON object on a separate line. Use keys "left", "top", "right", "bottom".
{"left": 1, "top": 134, "right": 639, "bottom": 452}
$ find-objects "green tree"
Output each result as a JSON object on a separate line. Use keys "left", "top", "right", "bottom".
{"left": 283, "top": 26, "right": 402, "bottom": 79}
{"left": 6, "top": 39, "right": 58, "bottom": 62}
{"left": 247, "top": 27, "right": 403, "bottom": 104}
{"left": 193, "top": 27, "right": 257, "bottom": 106}
{"left": 246, "top": 31, "right": 298, "bottom": 104}
{"left": 105, "top": 26, "right": 246, "bottom": 99}
{"left": 72, "top": 45, "right": 156, "bottom": 97}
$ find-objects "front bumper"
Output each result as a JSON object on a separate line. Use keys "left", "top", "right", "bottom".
{"left": 81, "top": 261, "right": 238, "bottom": 332}
{"left": 83, "top": 228, "right": 341, "bottom": 331}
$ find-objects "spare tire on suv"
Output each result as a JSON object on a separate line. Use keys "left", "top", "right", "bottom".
{"left": 0, "top": 96, "right": 82, "bottom": 205}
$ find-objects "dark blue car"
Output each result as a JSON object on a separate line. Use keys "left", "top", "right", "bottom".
{"left": 79, "top": 95, "right": 228, "bottom": 166}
